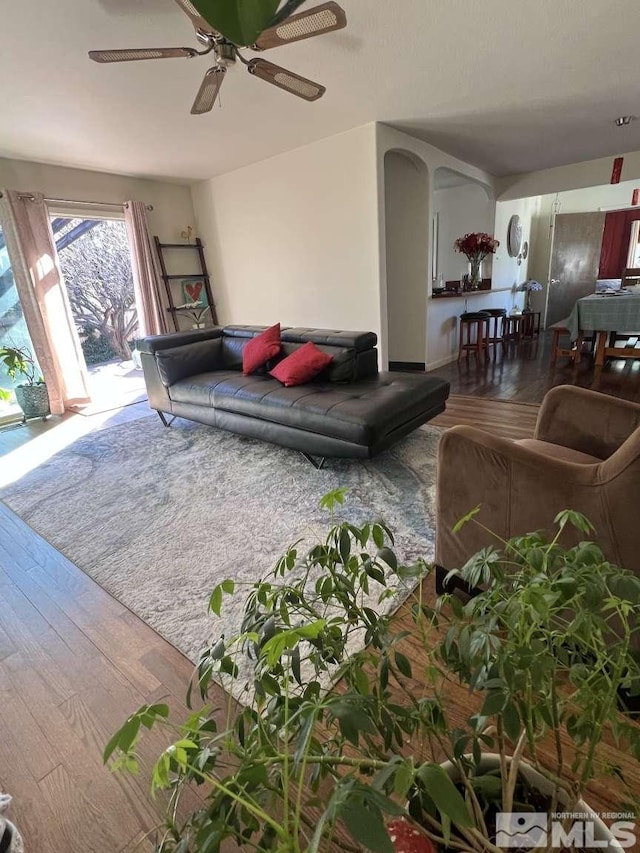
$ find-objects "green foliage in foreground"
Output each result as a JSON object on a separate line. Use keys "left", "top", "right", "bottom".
{"left": 105, "top": 500, "right": 640, "bottom": 852}
{"left": 191, "top": 0, "right": 307, "bottom": 47}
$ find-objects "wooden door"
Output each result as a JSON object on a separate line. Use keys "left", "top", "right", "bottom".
{"left": 546, "top": 212, "right": 605, "bottom": 327}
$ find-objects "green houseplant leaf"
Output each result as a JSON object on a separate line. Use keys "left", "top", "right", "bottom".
{"left": 191, "top": 0, "right": 280, "bottom": 46}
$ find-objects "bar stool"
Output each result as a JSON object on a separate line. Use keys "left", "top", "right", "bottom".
{"left": 484, "top": 308, "right": 507, "bottom": 355}
{"left": 458, "top": 311, "right": 491, "bottom": 361}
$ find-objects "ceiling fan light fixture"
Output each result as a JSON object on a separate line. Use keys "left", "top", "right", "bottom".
{"left": 614, "top": 115, "right": 635, "bottom": 127}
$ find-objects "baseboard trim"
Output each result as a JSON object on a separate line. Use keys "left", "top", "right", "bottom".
{"left": 389, "top": 361, "right": 425, "bottom": 372}
{"left": 426, "top": 353, "right": 458, "bottom": 371}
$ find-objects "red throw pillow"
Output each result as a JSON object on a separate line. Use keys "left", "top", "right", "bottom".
{"left": 242, "top": 323, "right": 281, "bottom": 376}
{"left": 269, "top": 341, "right": 333, "bottom": 387}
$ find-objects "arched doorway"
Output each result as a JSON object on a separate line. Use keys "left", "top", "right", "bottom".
{"left": 384, "top": 149, "right": 429, "bottom": 369}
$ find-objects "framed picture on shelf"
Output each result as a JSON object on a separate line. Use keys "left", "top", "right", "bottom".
{"left": 180, "top": 278, "right": 208, "bottom": 308}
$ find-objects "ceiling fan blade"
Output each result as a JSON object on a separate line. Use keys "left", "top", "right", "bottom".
{"left": 191, "top": 66, "right": 226, "bottom": 114}
{"left": 173, "top": 0, "right": 215, "bottom": 33}
{"left": 254, "top": 2, "right": 346, "bottom": 50}
{"left": 248, "top": 59, "right": 325, "bottom": 101}
{"left": 89, "top": 47, "right": 197, "bottom": 63}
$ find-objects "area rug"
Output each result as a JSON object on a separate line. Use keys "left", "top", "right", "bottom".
{"left": 0, "top": 418, "right": 442, "bottom": 671}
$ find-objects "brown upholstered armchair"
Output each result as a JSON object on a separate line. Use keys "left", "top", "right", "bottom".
{"left": 435, "top": 385, "right": 640, "bottom": 592}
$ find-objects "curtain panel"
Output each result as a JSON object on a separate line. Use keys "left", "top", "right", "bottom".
{"left": 0, "top": 190, "right": 90, "bottom": 415}
{"left": 124, "top": 201, "right": 168, "bottom": 337}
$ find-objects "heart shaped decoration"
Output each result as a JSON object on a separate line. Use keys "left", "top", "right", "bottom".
{"left": 185, "top": 282, "right": 203, "bottom": 302}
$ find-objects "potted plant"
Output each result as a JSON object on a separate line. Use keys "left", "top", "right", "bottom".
{"left": 105, "top": 494, "right": 640, "bottom": 852}
{"left": 0, "top": 345, "right": 50, "bottom": 420}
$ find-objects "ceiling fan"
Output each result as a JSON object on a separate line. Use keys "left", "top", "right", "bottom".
{"left": 89, "top": 0, "right": 347, "bottom": 115}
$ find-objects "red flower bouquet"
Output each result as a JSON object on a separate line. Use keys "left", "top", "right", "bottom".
{"left": 454, "top": 232, "right": 499, "bottom": 289}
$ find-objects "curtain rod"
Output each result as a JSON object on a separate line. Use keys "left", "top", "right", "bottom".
{"left": 2, "top": 191, "right": 153, "bottom": 211}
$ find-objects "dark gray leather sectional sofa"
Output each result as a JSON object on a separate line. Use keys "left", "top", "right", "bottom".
{"left": 139, "top": 325, "right": 449, "bottom": 461}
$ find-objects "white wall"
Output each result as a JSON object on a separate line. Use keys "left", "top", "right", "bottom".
{"left": 384, "top": 151, "right": 428, "bottom": 363}
{"left": 540, "top": 178, "right": 640, "bottom": 214}
{"left": 492, "top": 196, "right": 539, "bottom": 303}
{"left": 191, "top": 121, "right": 495, "bottom": 371}
{"left": 433, "top": 182, "right": 495, "bottom": 283}
{"left": 0, "top": 157, "right": 195, "bottom": 242}
{"left": 191, "top": 125, "right": 381, "bottom": 336}
{"left": 496, "top": 149, "right": 640, "bottom": 201}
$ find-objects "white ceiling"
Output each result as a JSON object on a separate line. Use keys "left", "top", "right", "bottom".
{"left": 2, "top": 0, "right": 640, "bottom": 183}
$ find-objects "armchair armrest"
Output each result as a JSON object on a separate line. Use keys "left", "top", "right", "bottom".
{"left": 435, "top": 425, "right": 603, "bottom": 572}
{"left": 535, "top": 385, "right": 640, "bottom": 459}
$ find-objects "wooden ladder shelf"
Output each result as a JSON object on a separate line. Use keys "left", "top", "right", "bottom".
{"left": 154, "top": 236, "right": 218, "bottom": 332}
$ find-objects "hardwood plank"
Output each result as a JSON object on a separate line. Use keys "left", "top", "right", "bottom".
{"left": 58, "top": 691, "right": 167, "bottom": 835}
{"left": 119, "top": 831, "right": 157, "bottom": 853}
{"left": 38, "top": 764, "right": 131, "bottom": 853}
{"left": 431, "top": 394, "right": 539, "bottom": 440}
{"left": 0, "top": 685, "right": 59, "bottom": 782}
{"left": 0, "top": 731, "right": 67, "bottom": 853}
{"left": 0, "top": 592, "right": 78, "bottom": 705}
{"left": 0, "top": 622, "right": 16, "bottom": 662}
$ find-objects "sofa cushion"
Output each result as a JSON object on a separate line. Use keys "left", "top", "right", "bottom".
{"left": 155, "top": 338, "right": 222, "bottom": 388}
{"left": 169, "top": 371, "right": 449, "bottom": 447}
{"left": 269, "top": 341, "right": 333, "bottom": 387}
{"left": 243, "top": 323, "right": 281, "bottom": 376}
{"left": 221, "top": 335, "right": 248, "bottom": 369}
{"left": 280, "top": 328, "right": 377, "bottom": 352}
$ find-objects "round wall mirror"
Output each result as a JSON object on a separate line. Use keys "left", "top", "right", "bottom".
{"left": 507, "top": 215, "right": 523, "bottom": 258}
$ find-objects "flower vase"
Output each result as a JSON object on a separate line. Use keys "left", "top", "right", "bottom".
{"left": 468, "top": 258, "right": 482, "bottom": 290}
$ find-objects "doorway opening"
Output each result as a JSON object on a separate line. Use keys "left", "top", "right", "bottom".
{"left": 52, "top": 216, "right": 147, "bottom": 415}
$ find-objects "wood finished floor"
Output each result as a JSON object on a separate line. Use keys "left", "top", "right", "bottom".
{"left": 0, "top": 374, "right": 633, "bottom": 851}
{"left": 430, "top": 329, "right": 640, "bottom": 405}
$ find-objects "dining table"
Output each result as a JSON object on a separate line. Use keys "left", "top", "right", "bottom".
{"left": 567, "top": 291, "right": 640, "bottom": 366}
